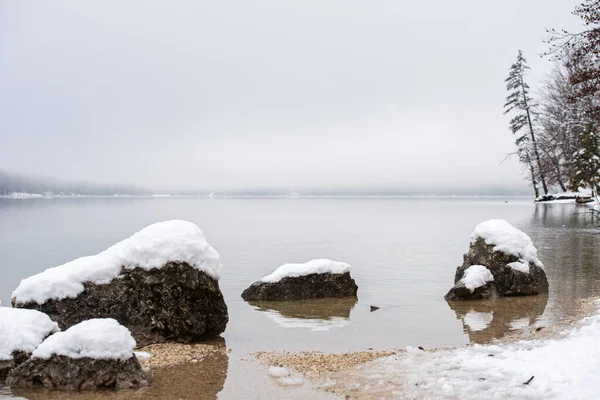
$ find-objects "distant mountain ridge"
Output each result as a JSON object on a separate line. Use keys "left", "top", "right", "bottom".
{"left": 0, "top": 170, "right": 532, "bottom": 198}
{"left": 0, "top": 170, "right": 149, "bottom": 196}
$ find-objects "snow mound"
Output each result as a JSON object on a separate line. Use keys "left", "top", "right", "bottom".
{"left": 268, "top": 366, "right": 304, "bottom": 386}
{"left": 0, "top": 308, "right": 60, "bottom": 361}
{"left": 508, "top": 260, "right": 530, "bottom": 274}
{"left": 32, "top": 318, "right": 136, "bottom": 361}
{"left": 461, "top": 265, "right": 494, "bottom": 292}
{"left": 471, "top": 219, "right": 543, "bottom": 268}
{"left": 261, "top": 259, "right": 351, "bottom": 283}
{"left": 134, "top": 351, "right": 151, "bottom": 361}
{"left": 12, "top": 220, "right": 222, "bottom": 305}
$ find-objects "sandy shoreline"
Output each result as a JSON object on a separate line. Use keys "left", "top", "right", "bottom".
{"left": 22, "top": 296, "right": 590, "bottom": 400}
{"left": 249, "top": 296, "right": 600, "bottom": 399}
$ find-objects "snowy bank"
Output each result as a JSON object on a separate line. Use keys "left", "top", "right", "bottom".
{"left": 32, "top": 318, "right": 136, "bottom": 361}
{"left": 261, "top": 259, "right": 351, "bottom": 283}
{"left": 242, "top": 259, "right": 358, "bottom": 301}
{"left": 12, "top": 220, "right": 222, "bottom": 305}
{"left": 535, "top": 192, "right": 593, "bottom": 203}
{"left": 325, "top": 301, "right": 600, "bottom": 399}
{"left": 0, "top": 308, "right": 60, "bottom": 361}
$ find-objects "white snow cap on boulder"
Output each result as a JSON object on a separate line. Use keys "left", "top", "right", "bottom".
{"left": 0, "top": 307, "right": 60, "bottom": 361}
{"left": 460, "top": 265, "right": 494, "bottom": 292}
{"left": 12, "top": 220, "right": 222, "bottom": 305}
{"left": 261, "top": 259, "right": 351, "bottom": 283}
{"left": 32, "top": 318, "right": 136, "bottom": 361}
{"left": 470, "top": 219, "right": 543, "bottom": 268}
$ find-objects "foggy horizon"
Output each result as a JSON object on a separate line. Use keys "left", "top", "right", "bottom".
{"left": 0, "top": 1, "right": 584, "bottom": 194}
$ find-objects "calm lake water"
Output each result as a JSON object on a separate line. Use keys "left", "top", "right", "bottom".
{"left": 1, "top": 197, "right": 600, "bottom": 399}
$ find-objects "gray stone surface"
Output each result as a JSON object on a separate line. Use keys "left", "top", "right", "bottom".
{"left": 7, "top": 355, "right": 148, "bottom": 390}
{"left": 1, "top": 351, "right": 36, "bottom": 382}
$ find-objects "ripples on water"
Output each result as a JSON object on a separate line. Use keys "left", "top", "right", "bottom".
{"left": 1, "top": 197, "right": 599, "bottom": 398}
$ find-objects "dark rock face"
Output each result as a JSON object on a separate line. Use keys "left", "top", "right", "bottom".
{"left": 6, "top": 355, "right": 148, "bottom": 390}
{"left": 241, "top": 272, "right": 358, "bottom": 301}
{"left": 1, "top": 352, "right": 46, "bottom": 384}
{"left": 444, "top": 281, "right": 497, "bottom": 302}
{"left": 0, "top": 351, "right": 29, "bottom": 382}
{"left": 445, "top": 238, "right": 549, "bottom": 301}
{"left": 14, "top": 263, "right": 228, "bottom": 346}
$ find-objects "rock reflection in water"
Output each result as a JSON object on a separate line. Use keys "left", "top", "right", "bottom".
{"left": 249, "top": 297, "right": 357, "bottom": 331}
{"left": 8, "top": 341, "right": 228, "bottom": 400}
{"left": 447, "top": 295, "right": 548, "bottom": 344}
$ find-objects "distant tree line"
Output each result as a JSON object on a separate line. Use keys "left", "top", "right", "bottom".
{"left": 0, "top": 170, "right": 149, "bottom": 196}
{"left": 504, "top": 0, "right": 600, "bottom": 199}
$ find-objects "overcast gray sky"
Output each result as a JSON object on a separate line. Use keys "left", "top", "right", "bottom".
{"left": 0, "top": 0, "right": 584, "bottom": 192}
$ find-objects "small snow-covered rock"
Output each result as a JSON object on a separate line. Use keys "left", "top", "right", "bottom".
{"left": 0, "top": 308, "right": 60, "bottom": 380}
{"left": 6, "top": 319, "right": 148, "bottom": 390}
{"left": 12, "top": 220, "right": 228, "bottom": 346}
{"left": 241, "top": 259, "right": 358, "bottom": 301}
{"left": 261, "top": 259, "right": 351, "bottom": 283}
{"left": 31, "top": 319, "right": 135, "bottom": 361}
{"left": 445, "top": 219, "right": 548, "bottom": 301}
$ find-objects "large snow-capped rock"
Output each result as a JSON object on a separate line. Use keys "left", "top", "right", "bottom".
{"left": 445, "top": 219, "right": 549, "bottom": 301}
{"left": 7, "top": 319, "right": 148, "bottom": 390}
{"left": 0, "top": 308, "right": 60, "bottom": 381}
{"left": 12, "top": 220, "right": 228, "bottom": 346}
{"left": 241, "top": 259, "right": 358, "bottom": 301}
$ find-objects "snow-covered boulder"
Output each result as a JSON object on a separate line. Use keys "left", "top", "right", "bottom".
{"left": 241, "top": 259, "right": 358, "bottom": 301}
{"left": 7, "top": 319, "right": 148, "bottom": 390}
{"left": 12, "top": 220, "right": 228, "bottom": 346}
{"left": 0, "top": 308, "right": 60, "bottom": 381}
{"left": 445, "top": 219, "right": 549, "bottom": 301}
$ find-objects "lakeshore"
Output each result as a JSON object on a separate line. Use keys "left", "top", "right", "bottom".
{"left": 2, "top": 197, "right": 600, "bottom": 399}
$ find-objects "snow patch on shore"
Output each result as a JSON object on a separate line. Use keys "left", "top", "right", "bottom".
{"left": 268, "top": 366, "right": 304, "bottom": 386}
{"left": 471, "top": 219, "right": 542, "bottom": 268}
{"left": 261, "top": 259, "right": 350, "bottom": 283}
{"left": 12, "top": 220, "right": 222, "bottom": 304}
{"left": 338, "top": 301, "right": 600, "bottom": 399}
{"left": 0, "top": 308, "right": 60, "bottom": 360}
{"left": 32, "top": 318, "right": 136, "bottom": 361}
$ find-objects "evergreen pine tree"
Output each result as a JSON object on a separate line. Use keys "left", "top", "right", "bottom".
{"left": 504, "top": 50, "right": 549, "bottom": 197}
{"left": 570, "top": 123, "right": 600, "bottom": 198}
